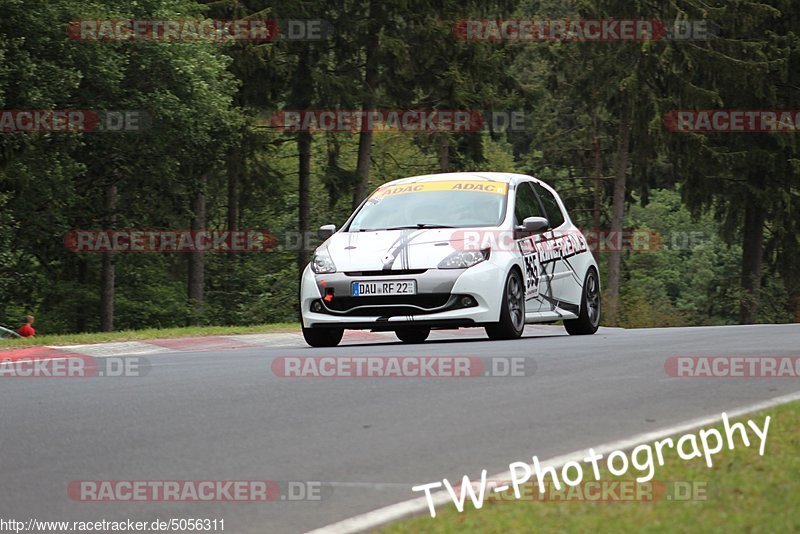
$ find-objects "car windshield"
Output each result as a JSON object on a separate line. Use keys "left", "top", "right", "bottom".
{"left": 346, "top": 180, "right": 508, "bottom": 231}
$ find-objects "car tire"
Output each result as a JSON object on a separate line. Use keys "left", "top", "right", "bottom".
{"left": 564, "top": 268, "right": 600, "bottom": 335}
{"left": 302, "top": 326, "right": 344, "bottom": 347}
{"left": 395, "top": 327, "right": 430, "bottom": 343}
{"left": 485, "top": 269, "right": 525, "bottom": 340}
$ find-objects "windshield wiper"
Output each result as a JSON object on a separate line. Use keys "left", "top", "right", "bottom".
{"left": 384, "top": 224, "right": 456, "bottom": 230}
{"left": 353, "top": 224, "right": 456, "bottom": 232}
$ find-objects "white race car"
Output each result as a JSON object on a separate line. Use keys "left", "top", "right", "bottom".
{"left": 300, "top": 172, "right": 600, "bottom": 347}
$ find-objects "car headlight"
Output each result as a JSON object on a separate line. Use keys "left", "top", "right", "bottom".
{"left": 311, "top": 253, "right": 337, "bottom": 274}
{"left": 438, "top": 248, "right": 490, "bottom": 269}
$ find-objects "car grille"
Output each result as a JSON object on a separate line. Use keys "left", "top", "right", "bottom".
{"left": 324, "top": 293, "right": 453, "bottom": 316}
{"left": 343, "top": 269, "right": 428, "bottom": 277}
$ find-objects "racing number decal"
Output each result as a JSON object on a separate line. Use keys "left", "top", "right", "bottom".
{"left": 523, "top": 254, "right": 540, "bottom": 299}
{"left": 518, "top": 231, "right": 590, "bottom": 306}
{"left": 518, "top": 238, "right": 540, "bottom": 300}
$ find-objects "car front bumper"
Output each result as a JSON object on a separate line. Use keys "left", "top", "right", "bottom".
{"left": 299, "top": 261, "right": 505, "bottom": 329}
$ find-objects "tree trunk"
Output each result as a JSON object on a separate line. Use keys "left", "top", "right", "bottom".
{"left": 325, "top": 134, "right": 342, "bottom": 208}
{"left": 226, "top": 146, "right": 239, "bottom": 232}
{"left": 188, "top": 175, "right": 207, "bottom": 324}
{"left": 790, "top": 290, "right": 800, "bottom": 323}
{"left": 76, "top": 258, "right": 88, "bottom": 332}
{"left": 738, "top": 181, "right": 765, "bottom": 324}
{"left": 99, "top": 183, "right": 117, "bottom": 332}
{"left": 592, "top": 110, "right": 602, "bottom": 233}
{"left": 352, "top": 120, "right": 374, "bottom": 210}
{"left": 605, "top": 98, "right": 632, "bottom": 325}
{"left": 298, "top": 130, "right": 312, "bottom": 277}
{"left": 351, "top": 0, "right": 380, "bottom": 210}
{"left": 290, "top": 44, "right": 314, "bottom": 285}
{"left": 224, "top": 145, "right": 241, "bottom": 312}
{"left": 438, "top": 134, "right": 450, "bottom": 172}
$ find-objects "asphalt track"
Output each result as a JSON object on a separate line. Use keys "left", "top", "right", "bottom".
{"left": 1, "top": 324, "right": 798, "bottom": 533}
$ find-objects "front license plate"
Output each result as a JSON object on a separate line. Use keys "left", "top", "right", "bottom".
{"left": 352, "top": 280, "right": 417, "bottom": 296}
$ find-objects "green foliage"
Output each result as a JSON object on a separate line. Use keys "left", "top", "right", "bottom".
{"left": 0, "top": 0, "right": 797, "bottom": 332}
{"left": 616, "top": 189, "right": 791, "bottom": 328}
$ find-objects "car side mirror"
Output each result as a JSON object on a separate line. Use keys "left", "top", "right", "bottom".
{"left": 522, "top": 217, "right": 550, "bottom": 233}
{"left": 318, "top": 224, "right": 336, "bottom": 240}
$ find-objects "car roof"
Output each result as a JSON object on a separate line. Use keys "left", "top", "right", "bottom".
{"left": 377, "top": 172, "right": 545, "bottom": 188}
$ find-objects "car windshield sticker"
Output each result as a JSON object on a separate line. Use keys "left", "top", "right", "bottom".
{"left": 370, "top": 180, "right": 508, "bottom": 200}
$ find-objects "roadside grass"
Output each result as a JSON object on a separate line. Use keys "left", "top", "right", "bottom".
{"left": 382, "top": 401, "right": 800, "bottom": 533}
{"left": 0, "top": 323, "right": 301, "bottom": 348}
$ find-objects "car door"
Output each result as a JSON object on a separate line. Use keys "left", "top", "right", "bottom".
{"left": 512, "top": 181, "right": 549, "bottom": 313}
{"left": 531, "top": 182, "right": 585, "bottom": 315}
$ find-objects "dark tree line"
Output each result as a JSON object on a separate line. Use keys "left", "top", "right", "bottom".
{"left": 0, "top": 0, "right": 797, "bottom": 333}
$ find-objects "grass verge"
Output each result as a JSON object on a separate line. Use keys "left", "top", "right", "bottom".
{"left": 382, "top": 400, "right": 800, "bottom": 533}
{"left": 0, "top": 323, "right": 301, "bottom": 348}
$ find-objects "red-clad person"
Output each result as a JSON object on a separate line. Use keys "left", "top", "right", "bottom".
{"left": 17, "top": 315, "right": 35, "bottom": 337}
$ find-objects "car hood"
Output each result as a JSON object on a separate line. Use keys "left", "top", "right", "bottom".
{"left": 320, "top": 229, "right": 468, "bottom": 271}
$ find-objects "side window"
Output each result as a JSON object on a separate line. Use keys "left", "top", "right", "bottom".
{"left": 514, "top": 182, "right": 546, "bottom": 225}
{"left": 533, "top": 183, "right": 566, "bottom": 228}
